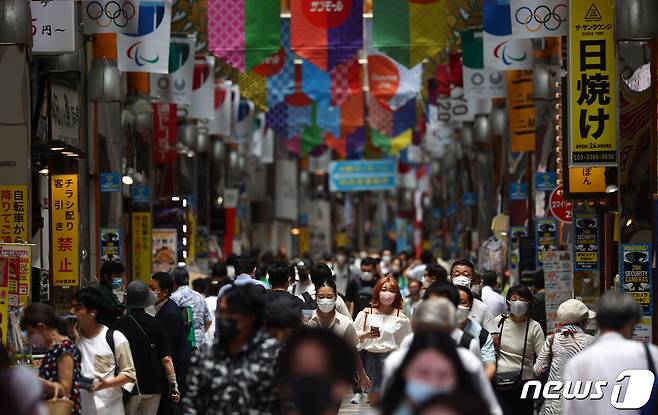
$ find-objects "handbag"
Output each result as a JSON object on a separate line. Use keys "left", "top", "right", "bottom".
{"left": 45, "top": 382, "right": 74, "bottom": 415}
{"left": 493, "top": 316, "right": 530, "bottom": 391}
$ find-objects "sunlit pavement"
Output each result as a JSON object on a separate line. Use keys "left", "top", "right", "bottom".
{"left": 338, "top": 399, "right": 371, "bottom": 414}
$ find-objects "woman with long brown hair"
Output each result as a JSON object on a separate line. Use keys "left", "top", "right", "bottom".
{"left": 354, "top": 276, "right": 412, "bottom": 406}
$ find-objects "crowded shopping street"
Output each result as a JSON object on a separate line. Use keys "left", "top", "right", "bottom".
{"left": 2, "top": 0, "right": 658, "bottom": 414}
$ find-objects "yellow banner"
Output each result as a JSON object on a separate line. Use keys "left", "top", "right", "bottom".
{"left": 132, "top": 213, "right": 152, "bottom": 283}
{"left": 507, "top": 70, "right": 536, "bottom": 152}
{"left": 569, "top": 166, "right": 606, "bottom": 193}
{"left": 568, "top": 0, "right": 616, "bottom": 166}
{"left": 0, "top": 185, "right": 28, "bottom": 244}
{"left": 51, "top": 175, "right": 79, "bottom": 287}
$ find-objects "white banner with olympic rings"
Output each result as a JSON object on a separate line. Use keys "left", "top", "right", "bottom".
{"left": 510, "top": 0, "right": 568, "bottom": 39}
{"left": 82, "top": 0, "right": 141, "bottom": 34}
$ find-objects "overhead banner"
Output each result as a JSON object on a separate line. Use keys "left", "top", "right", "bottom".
{"left": 152, "top": 229, "right": 178, "bottom": 273}
{"left": 153, "top": 103, "right": 178, "bottom": 164}
{"left": 507, "top": 70, "right": 536, "bottom": 152}
{"left": 368, "top": 51, "right": 422, "bottom": 112}
{"left": 208, "top": 0, "right": 280, "bottom": 71}
{"left": 290, "top": 0, "right": 363, "bottom": 71}
{"left": 574, "top": 213, "right": 599, "bottom": 271}
{"left": 259, "top": 21, "right": 295, "bottom": 108}
{"left": 31, "top": 0, "right": 76, "bottom": 54}
{"left": 82, "top": 0, "right": 141, "bottom": 34}
{"left": 510, "top": 0, "right": 568, "bottom": 39}
{"left": 0, "top": 186, "right": 28, "bottom": 244}
{"left": 208, "top": 81, "right": 234, "bottom": 136}
{"left": 372, "top": 0, "right": 450, "bottom": 69}
{"left": 189, "top": 56, "right": 215, "bottom": 120}
{"left": 149, "top": 34, "right": 196, "bottom": 106}
{"left": 536, "top": 218, "right": 557, "bottom": 268}
{"left": 329, "top": 160, "right": 397, "bottom": 192}
{"left": 483, "top": 0, "right": 534, "bottom": 70}
{"left": 132, "top": 213, "right": 152, "bottom": 283}
{"left": 51, "top": 175, "right": 79, "bottom": 287}
{"left": 117, "top": 0, "right": 172, "bottom": 74}
{"left": 568, "top": 0, "right": 616, "bottom": 166}
{"left": 461, "top": 31, "right": 506, "bottom": 99}
{"left": 622, "top": 243, "right": 652, "bottom": 316}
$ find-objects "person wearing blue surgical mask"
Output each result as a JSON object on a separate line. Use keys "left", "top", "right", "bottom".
{"left": 378, "top": 330, "right": 482, "bottom": 415}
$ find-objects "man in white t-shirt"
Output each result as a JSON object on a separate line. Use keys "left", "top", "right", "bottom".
{"left": 481, "top": 270, "right": 508, "bottom": 318}
{"left": 450, "top": 259, "right": 499, "bottom": 334}
{"left": 71, "top": 288, "right": 136, "bottom": 415}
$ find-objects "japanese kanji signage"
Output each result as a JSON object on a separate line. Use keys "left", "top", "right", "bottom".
{"left": 568, "top": 166, "right": 606, "bottom": 193}
{"left": 0, "top": 245, "right": 31, "bottom": 308}
{"left": 568, "top": 0, "right": 617, "bottom": 166}
{"left": 153, "top": 103, "right": 178, "bottom": 165}
{"left": 507, "top": 70, "right": 535, "bottom": 152}
{"left": 621, "top": 243, "right": 652, "bottom": 316}
{"left": 131, "top": 213, "right": 152, "bottom": 283}
{"left": 51, "top": 174, "right": 79, "bottom": 287}
{"left": 574, "top": 213, "right": 599, "bottom": 271}
{"left": 49, "top": 79, "right": 81, "bottom": 147}
{"left": 0, "top": 186, "right": 28, "bottom": 244}
{"left": 152, "top": 229, "right": 178, "bottom": 273}
{"left": 31, "top": 0, "right": 76, "bottom": 54}
{"left": 536, "top": 218, "right": 557, "bottom": 268}
{"left": 509, "top": 226, "right": 527, "bottom": 271}
{"left": 100, "top": 229, "right": 120, "bottom": 261}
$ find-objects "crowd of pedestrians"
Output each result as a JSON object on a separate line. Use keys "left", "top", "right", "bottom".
{"left": 4, "top": 249, "right": 658, "bottom": 415}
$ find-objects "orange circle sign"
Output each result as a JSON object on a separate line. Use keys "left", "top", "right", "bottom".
{"left": 368, "top": 55, "right": 400, "bottom": 103}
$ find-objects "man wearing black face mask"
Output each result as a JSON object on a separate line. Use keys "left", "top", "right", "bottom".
{"left": 182, "top": 284, "right": 281, "bottom": 414}
{"left": 345, "top": 257, "right": 380, "bottom": 318}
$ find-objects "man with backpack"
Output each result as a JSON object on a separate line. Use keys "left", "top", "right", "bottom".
{"left": 71, "top": 288, "right": 136, "bottom": 415}
{"left": 298, "top": 263, "right": 352, "bottom": 319}
{"left": 114, "top": 281, "right": 180, "bottom": 415}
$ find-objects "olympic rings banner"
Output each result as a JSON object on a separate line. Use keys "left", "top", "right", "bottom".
{"left": 510, "top": 0, "right": 567, "bottom": 39}
{"left": 483, "top": 0, "right": 534, "bottom": 70}
{"left": 83, "top": 0, "right": 141, "bottom": 34}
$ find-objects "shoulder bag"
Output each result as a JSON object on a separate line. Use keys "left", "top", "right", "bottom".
{"left": 493, "top": 316, "right": 530, "bottom": 390}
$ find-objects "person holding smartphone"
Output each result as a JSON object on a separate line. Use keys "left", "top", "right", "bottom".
{"left": 354, "top": 277, "right": 411, "bottom": 407}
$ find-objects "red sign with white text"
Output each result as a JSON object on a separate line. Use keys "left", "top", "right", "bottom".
{"left": 153, "top": 103, "right": 177, "bottom": 164}
{"left": 549, "top": 185, "right": 573, "bottom": 223}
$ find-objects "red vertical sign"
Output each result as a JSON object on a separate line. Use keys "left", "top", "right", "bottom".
{"left": 153, "top": 103, "right": 178, "bottom": 165}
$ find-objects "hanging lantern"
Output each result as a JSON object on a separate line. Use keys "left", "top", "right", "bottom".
{"left": 461, "top": 123, "right": 475, "bottom": 148}
{"left": 532, "top": 63, "right": 551, "bottom": 100}
{"left": 196, "top": 124, "right": 210, "bottom": 153}
{"left": 211, "top": 139, "right": 226, "bottom": 162}
{"left": 474, "top": 115, "right": 490, "bottom": 144}
{"left": 178, "top": 124, "right": 198, "bottom": 151}
{"left": 0, "top": 0, "right": 32, "bottom": 45}
{"left": 88, "top": 59, "right": 122, "bottom": 102}
{"left": 489, "top": 106, "right": 507, "bottom": 137}
{"left": 616, "top": 0, "right": 658, "bottom": 40}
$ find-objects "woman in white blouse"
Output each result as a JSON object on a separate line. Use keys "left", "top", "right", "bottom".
{"left": 354, "top": 276, "right": 412, "bottom": 407}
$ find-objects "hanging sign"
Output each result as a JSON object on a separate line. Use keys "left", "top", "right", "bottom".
{"left": 536, "top": 218, "right": 557, "bottom": 267}
{"left": 463, "top": 192, "right": 477, "bottom": 207}
{"left": 131, "top": 213, "right": 152, "bottom": 283}
{"left": 189, "top": 56, "right": 215, "bottom": 120}
{"left": 0, "top": 244, "right": 31, "bottom": 309}
{"left": 621, "top": 243, "right": 652, "bottom": 316}
{"left": 152, "top": 228, "right": 178, "bottom": 272}
{"left": 568, "top": 166, "right": 606, "bottom": 193}
{"left": 100, "top": 173, "right": 121, "bottom": 193}
{"left": 31, "top": 0, "right": 76, "bottom": 54}
{"left": 482, "top": 0, "right": 534, "bottom": 70}
{"left": 507, "top": 70, "right": 536, "bottom": 152}
{"left": 509, "top": 226, "right": 527, "bottom": 271}
{"left": 574, "top": 213, "right": 599, "bottom": 271}
{"left": 510, "top": 183, "right": 528, "bottom": 200}
{"left": 0, "top": 186, "right": 28, "bottom": 244}
{"left": 461, "top": 30, "right": 506, "bottom": 99}
{"left": 51, "top": 174, "right": 79, "bottom": 287}
{"left": 510, "top": 0, "right": 568, "bottom": 39}
{"left": 82, "top": 0, "right": 141, "bottom": 34}
{"left": 100, "top": 229, "right": 121, "bottom": 261}
{"left": 131, "top": 184, "right": 151, "bottom": 204}
{"left": 49, "top": 79, "right": 81, "bottom": 148}
{"left": 368, "top": 51, "right": 422, "bottom": 111}
{"left": 536, "top": 172, "right": 557, "bottom": 192}
{"left": 117, "top": 0, "right": 172, "bottom": 74}
{"left": 153, "top": 103, "right": 178, "bottom": 164}
{"left": 149, "top": 34, "right": 196, "bottom": 106}
{"left": 549, "top": 185, "right": 573, "bottom": 223}
{"left": 329, "top": 160, "right": 397, "bottom": 192}
{"left": 543, "top": 250, "right": 574, "bottom": 333}
{"left": 568, "top": 0, "right": 616, "bottom": 166}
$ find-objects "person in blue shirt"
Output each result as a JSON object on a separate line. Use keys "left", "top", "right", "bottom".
{"left": 456, "top": 285, "right": 497, "bottom": 380}
{"left": 217, "top": 255, "right": 269, "bottom": 297}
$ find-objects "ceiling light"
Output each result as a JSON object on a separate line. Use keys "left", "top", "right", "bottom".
{"left": 605, "top": 184, "right": 619, "bottom": 194}
{"left": 216, "top": 196, "right": 224, "bottom": 206}
{"left": 121, "top": 174, "right": 134, "bottom": 185}
{"left": 171, "top": 196, "right": 180, "bottom": 202}
{"left": 38, "top": 167, "right": 49, "bottom": 176}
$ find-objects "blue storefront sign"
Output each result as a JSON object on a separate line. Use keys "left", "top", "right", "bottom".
{"left": 329, "top": 160, "right": 396, "bottom": 192}
{"left": 131, "top": 184, "right": 151, "bottom": 204}
{"left": 621, "top": 243, "right": 652, "bottom": 316}
{"left": 100, "top": 173, "right": 120, "bottom": 192}
{"left": 463, "top": 192, "right": 477, "bottom": 207}
{"left": 536, "top": 172, "right": 557, "bottom": 192}
{"left": 510, "top": 183, "right": 528, "bottom": 200}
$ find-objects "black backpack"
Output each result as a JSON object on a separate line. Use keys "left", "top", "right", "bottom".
{"left": 301, "top": 292, "right": 316, "bottom": 311}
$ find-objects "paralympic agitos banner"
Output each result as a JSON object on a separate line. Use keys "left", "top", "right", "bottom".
{"left": 117, "top": 0, "right": 171, "bottom": 73}
{"left": 483, "top": 0, "right": 534, "bottom": 70}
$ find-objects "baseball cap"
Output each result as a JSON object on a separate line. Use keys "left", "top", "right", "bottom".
{"left": 557, "top": 299, "right": 596, "bottom": 325}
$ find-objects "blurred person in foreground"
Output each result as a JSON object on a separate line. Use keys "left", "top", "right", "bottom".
{"left": 379, "top": 330, "right": 490, "bottom": 415}
{"left": 564, "top": 291, "right": 658, "bottom": 415}
{"left": 0, "top": 343, "right": 46, "bottom": 415}
{"left": 278, "top": 328, "right": 356, "bottom": 415}
{"left": 413, "top": 392, "right": 491, "bottom": 415}
{"left": 21, "top": 303, "right": 81, "bottom": 414}
{"left": 182, "top": 284, "right": 280, "bottom": 414}
{"left": 533, "top": 299, "right": 595, "bottom": 415}
{"left": 382, "top": 297, "right": 502, "bottom": 415}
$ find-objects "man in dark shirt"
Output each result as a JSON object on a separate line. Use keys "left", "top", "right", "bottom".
{"left": 115, "top": 280, "right": 179, "bottom": 415}
{"left": 182, "top": 284, "right": 281, "bottom": 414}
{"left": 150, "top": 272, "right": 192, "bottom": 413}
{"left": 345, "top": 257, "right": 381, "bottom": 318}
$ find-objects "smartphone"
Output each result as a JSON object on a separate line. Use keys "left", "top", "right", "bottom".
{"left": 370, "top": 325, "right": 380, "bottom": 336}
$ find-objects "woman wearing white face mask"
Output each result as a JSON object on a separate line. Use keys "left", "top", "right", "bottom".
{"left": 493, "top": 285, "right": 545, "bottom": 415}
{"left": 354, "top": 277, "right": 412, "bottom": 407}
{"left": 306, "top": 279, "right": 371, "bottom": 393}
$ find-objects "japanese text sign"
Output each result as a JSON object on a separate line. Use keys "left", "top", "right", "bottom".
{"left": 49, "top": 80, "right": 81, "bottom": 147}
{"left": 568, "top": 166, "right": 606, "bottom": 193}
{"left": 329, "top": 160, "right": 397, "bottom": 192}
{"left": 31, "top": 0, "right": 76, "bottom": 54}
{"left": 153, "top": 103, "right": 178, "bottom": 164}
{"left": 507, "top": 70, "right": 536, "bottom": 152}
{"left": 0, "top": 245, "right": 31, "bottom": 308}
{"left": 51, "top": 174, "right": 79, "bottom": 287}
{"left": 0, "top": 186, "right": 28, "bottom": 244}
{"left": 132, "top": 213, "right": 152, "bottom": 283}
{"left": 568, "top": 0, "right": 617, "bottom": 166}
{"left": 536, "top": 218, "right": 557, "bottom": 267}
{"left": 621, "top": 243, "right": 652, "bottom": 316}
{"left": 574, "top": 213, "right": 599, "bottom": 271}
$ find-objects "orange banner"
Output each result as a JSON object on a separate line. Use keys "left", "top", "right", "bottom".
{"left": 507, "top": 70, "right": 535, "bottom": 152}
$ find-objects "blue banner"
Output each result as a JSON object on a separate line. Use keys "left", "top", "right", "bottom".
{"left": 510, "top": 183, "right": 528, "bottom": 200}
{"left": 100, "top": 173, "right": 121, "bottom": 193}
{"left": 131, "top": 184, "right": 151, "bottom": 204}
{"left": 329, "top": 160, "right": 397, "bottom": 192}
{"left": 463, "top": 192, "right": 477, "bottom": 207}
{"left": 536, "top": 172, "right": 557, "bottom": 192}
{"left": 621, "top": 243, "right": 652, "bottom": 316}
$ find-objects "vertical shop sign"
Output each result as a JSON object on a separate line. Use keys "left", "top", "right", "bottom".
{"left": 31, "top": 0, "right": 76, "bottom": 54}
{"left": 0, "top": 245, "right": 31, "bottom": 309}
{"left": 49, "top": 80, "right": 81, "bottom": 147}
{"left": 0, "top": 185, "right": 28, "bottom": 243}
{"left": 509, "top": 226, "right": 527, "bottom": 271}
{"left": 152, "top": 229, "right": 178, "bottom": 273}
{"left": 621, "top": 243, "right": 652, "bottom": 316}
{"left": 100, "top": 229, "right": 121, "bottom": 261}
{"left": 50, "top": 175, "right": 79, "bottom": 287}
{"left": 131, "top": 213, "right": 152, "bottom": 283}
{"left": 536, "top": 218, "right": 557, "bottom": 267}
{"left": 0, "top": 258, "right": 7, "bottom": 344}
{"left": 153, "top": 103, "right": 178, "bottom": 164}
{"left": 568, "top": 0, "right": 617, "bottom": 166}
{"left": 543, "top": 251, "right": 574, "bottom": 333}
{"left": 507, "top": 70, "right": 536, "bottom": 152}
{"left": 574, "top": 213, "right": 599, "bottom": 271}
